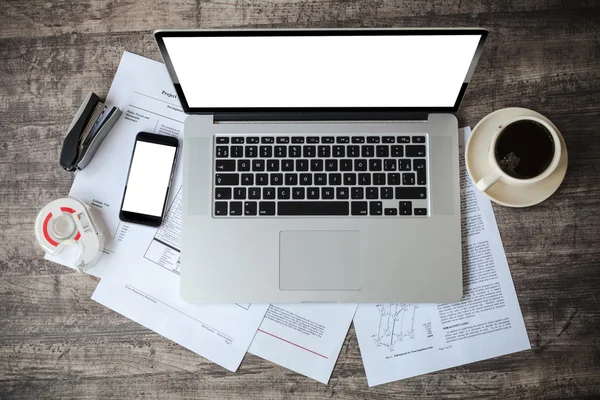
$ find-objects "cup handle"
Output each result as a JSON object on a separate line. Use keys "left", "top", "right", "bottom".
{"left": 476, "top": 170, "right": 502, "bottom": 192}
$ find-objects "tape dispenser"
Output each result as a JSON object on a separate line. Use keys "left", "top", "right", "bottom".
{"left": 35, "top": 197, "right": 105, "bottom": 272}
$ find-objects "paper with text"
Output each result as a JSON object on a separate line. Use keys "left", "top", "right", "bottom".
{"left": 249, "top": 303, "right": 357, "bottom": 384}
{"left": 353, "top": 127, "right": 531, "bottom": 387}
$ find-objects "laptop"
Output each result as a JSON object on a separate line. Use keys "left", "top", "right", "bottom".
{"left": 154, "top": 28, "right": 488, "bottom": 304}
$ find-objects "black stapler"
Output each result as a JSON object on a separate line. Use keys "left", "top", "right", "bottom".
{"left": 59, "top": 92, "right": 122, "bottom": 171}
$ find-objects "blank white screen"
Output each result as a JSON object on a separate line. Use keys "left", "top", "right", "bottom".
{"left": 163, "top": 34, "right": 481, "bottom": 108}
{"left": 122, "top": 141, "right": 176, "bottom": 217}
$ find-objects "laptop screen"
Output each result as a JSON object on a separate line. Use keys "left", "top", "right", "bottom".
{"left": 157, "top": 30, "right": 486, "bottom": 113}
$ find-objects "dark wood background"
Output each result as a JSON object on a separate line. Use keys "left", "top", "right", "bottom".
{"left": 1, "top": 0, "right": 599, "bottom": 398}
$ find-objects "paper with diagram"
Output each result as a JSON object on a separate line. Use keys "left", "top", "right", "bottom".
{"left": 353, "top": 127, "right": 531, "bottom": 387}
{"left": 249, "top": 303, "right": 357, "bottom": 384}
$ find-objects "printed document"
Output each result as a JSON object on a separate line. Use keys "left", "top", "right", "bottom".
{"left": 353, "top": 127, "right": 531, "bottom": 386}
{"left": 249, "top": 303, "right": 357, "bottom": 384}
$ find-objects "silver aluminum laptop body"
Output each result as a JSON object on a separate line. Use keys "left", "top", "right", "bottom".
{"left": 155, "top": 28, "right": 488, "bottom": 304}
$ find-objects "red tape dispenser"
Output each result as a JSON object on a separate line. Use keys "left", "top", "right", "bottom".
{"left": 35, "top": 197, "right": 105, "bottom": 272}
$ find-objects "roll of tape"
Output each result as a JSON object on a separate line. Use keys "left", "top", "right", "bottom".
{"left": 35, "top": 197, "right": 105, "bottom": 272}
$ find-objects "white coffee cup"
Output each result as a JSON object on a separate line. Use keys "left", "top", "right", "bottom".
{"left": 476, "top": 116, "right": 562, "bottom": 192}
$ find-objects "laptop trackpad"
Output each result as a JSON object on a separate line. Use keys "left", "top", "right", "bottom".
{"left": 279, "top": 230, "right": 362, "bottom": 291}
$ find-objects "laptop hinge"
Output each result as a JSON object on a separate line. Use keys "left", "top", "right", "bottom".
{"left": 212, "top": 111, "right": 429, "bottom": 122}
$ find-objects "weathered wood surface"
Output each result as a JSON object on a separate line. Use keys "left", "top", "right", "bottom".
{"left": 1, "top": 1, "right": 599, "bottom": 398}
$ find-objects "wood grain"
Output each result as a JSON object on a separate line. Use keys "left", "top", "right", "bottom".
{"left": 1, "top": 0, "right": 600, "bottom": 398}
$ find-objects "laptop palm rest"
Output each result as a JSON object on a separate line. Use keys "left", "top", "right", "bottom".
{"left": 279, "top": 230, "right": 362, "bottom": 291}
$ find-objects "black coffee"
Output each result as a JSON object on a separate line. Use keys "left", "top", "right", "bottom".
{"left": 494, "top": 120, "right": 555, "bottom": 179}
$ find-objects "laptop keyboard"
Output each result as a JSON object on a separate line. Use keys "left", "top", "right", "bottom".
{"left": 213, "top": 135, "right": 428, "bottom": 217}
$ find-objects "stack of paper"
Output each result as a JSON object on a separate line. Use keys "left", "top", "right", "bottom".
{"left": 48, "top": 52, "right": 529, "bottom": 385}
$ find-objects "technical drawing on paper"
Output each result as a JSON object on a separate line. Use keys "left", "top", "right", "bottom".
{"left": 374, "top": 303, "right": 419, "bottom": 352}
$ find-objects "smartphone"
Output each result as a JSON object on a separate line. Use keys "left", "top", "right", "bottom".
{"left": 119, "top": 132, "right": 179, "bottom": 227}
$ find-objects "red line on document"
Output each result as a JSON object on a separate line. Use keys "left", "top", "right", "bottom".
{"left": 257, "top": 329, "right": 328, "bottom": 359}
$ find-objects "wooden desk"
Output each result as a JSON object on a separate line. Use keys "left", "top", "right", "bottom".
{"left": 1, "top": 1, "right": 599, "bottom": 398}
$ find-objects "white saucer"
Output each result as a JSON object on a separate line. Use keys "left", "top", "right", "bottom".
{"left": 466, "top": 107, "right": 568, "bottom": 207}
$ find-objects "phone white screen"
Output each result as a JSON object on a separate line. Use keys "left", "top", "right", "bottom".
{"left": 122, "top": 141, "right": 177, "bottom": 217}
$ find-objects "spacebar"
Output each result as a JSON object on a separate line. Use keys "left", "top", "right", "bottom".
{"left": 278, "top": 202, "right": 349, "bottom": 216}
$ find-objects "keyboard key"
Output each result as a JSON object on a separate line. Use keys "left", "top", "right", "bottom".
{"left": 237, "top": 160, "right": 250, "bottom": 171}
{"left": 381, "top": 187, "right": 394, "bottom": 199}
{"left": 366, "top": 187, "right": 378, "bottom": 199}
{"left": 399, "top": 159, "right": 412, "bottom": 171}
{"left": 362, "top": 145, "right": 374, "bottom": 157}
{"left": 373, "top": 173, "right": 386, "bottom": 185}
{"left": 215, "top": 187, "right": 231, "bottom": 200}
{"left": 256, "top": 174, "right": 268, "bottom": 186}
{"left": 388, "top": 173, "right": 401, "bottom": 185}
{"left": 414, "top": 159, "right": 427, "bottom": 185}
{"left": 359, "top": 173, "right": 371, "bottom": 185}
{"left": 231, "top": 146, "right": 244, "bottom": 158}
{"left": 384, "top": 159, "right": 397, "bottom": 171}
{"left": 292, "top": 137, "right": 305, "bottom": 144}
{"left": 244, "top": 201, "right": 257, "bottom": 216}
{"left": 278, "top": 202, "right": 349, "bottom": 216}
{"left": 325, "top": 159, "right": 338, "bottom": 171}
{"left": 296, "top": 159, "right": 309, "bottom": 171}
{"left": 383, "top": 136, "right": 395, "bottom": 143}
{"left": 216, "top": 160, "right": 235, "bottom": 171}
{"left": 322, "top": 136, "right": 335, "bottom": 143}
{"left": 216, "top": 146, "right": 229, "bottom": 158}
{"left": 259, "top": 202, "right": 276, "bottom": 215}
{"left": 308, "top": 173, "right": 323, "bottom": 185}
{"left": 336, "top": 187, "right": 349, "bottom": 199}
{"left": 412, "top": 136, "right": 425, "bottom": 143}
{"left": 384, "top": 208, "right": 397, "bottom": 215}
{"left": 277, "top": 187, "right": 290, "bottom": 199}
{"left": 281, "top": 160, "right": 294, "bottom": 171}
{"left": 351, "top": 201, "right": 368, "bottom": 215}
{"left": 399, "top": 201, "right": 412, "bottom": 216}
{"left": 232, "top": 137, "right": 245, "bottom": 144}
{"left": 415, "top": 208, "right": 428, "bottom": 216}
{"left": 307, "top": 137, "right": 319, "bottom": 144}
{"left": 369, "top": 159, "right": 382, "bottom": 171}
{"left": 266, "top": 160, "right": 279, "bottom": 171}
{"left": 274, "top": 146, "right": 287, "bottom": 157}
{"left": 303, "top": 145, "right": 316, "bottom": 157}
{"left": 248, "top": 187, "right": 261, "bottom": 199}
{"left": 367, "top": 136, "right": 380, "bottom": 143}
{"left": 318, "top": 145, "right": 331, "bottom": 157}
{"left": 270, "top": 173, "right": 283, "bottom": 185}
{"left": 322, "top": 187, "right": 335, "bottom": 199}
{"left": 333, "top": 146, "right": 345, "bottom": 157}
{"left": 216, "top": 137, "right": 229, "bottom": 144}
{"left": 376, "top": 145, "right": 389, "bottom": 158}
{"left": 276, "top": 137, "right": 290, "bottom": 144}
{"left": 263, "top": 187, "right": 276, "bottom": 199}
{"left": 300, "top": 174, "right": 312, "bottom": 185}
{"left": 261, "top": 137, "right": 274, "bottom": 144}
{"left": 285, "top": 173, "right": 298, "bottom": 186}
{"left": 260, "top": 146, "right": 272, "bottom": 158}
{"left": 406, "top": 145, "right": 426, "bottom": 157}
{"left": 245, "top": 146, "right": 258, "bottom": 158}
{"left": 289, "top": 146, "right": 301, "bottom": 157}
{"left": 396, "top": 187, "right": 427, "bottom": 199}
{"left": 241, "top": 174, "right": 254, "bottom": 185}
{"left": 215, "top": 202, "right": 228, "bottom": 216}
{"left": 391, "top": 145, "right": 404, "bottom": 157}
{"left": 230, "top": 202, "right": 243, "bottom": 215}
{"left": 336, "top": 136, "right": 350, "bottom": 144}
{"left": 292, "top": 187, "right": 305, "bottom": 199}
{"left": 397, "top": 136, "right": 410, "bottom": 143}
{"left": 329, "top": 173, "right": 342, "bottom": 185}
{"left": 253, "top": 159, "right": 265, "bottom": 171}
{"left": 351, "top": 187, "right": 364, "bottom": 199}
{"left": 311, "top": 159, "right": 324, "bottom": 171}
{"left": 307, "top": 188, "right": 320, "bottom": 199}
{"left": 233, "top": 187, "right": 246, "bottom": 199}
{"left": 355, "top": 159, "right": 367, "bottom": 171}
{"left": 403, "top": 173, "right": 415, "bottom": 185}
{"left": 348, "top": 145, "right": 360, "bottom": 157}
{"left": 340, "top": 159, "right": 352, "bottom": 171}
{"left": 370, "top": 201, "right": 383, "bottom": 216}
{"left": 215, "top": 173, "right": 239, "bottom": 186}
{"left": 352, "top": 136, "right": 365, "bottom": 143}
{"left": 344, "top": 173, "right": 357, "bottom": 185}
